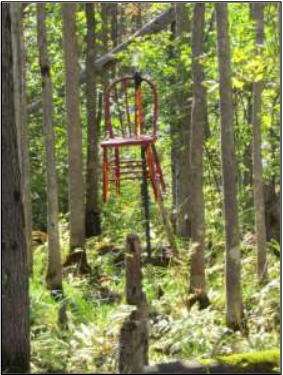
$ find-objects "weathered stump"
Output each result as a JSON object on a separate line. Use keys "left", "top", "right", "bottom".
{"left": 119, "top": 299, "right": 149, "bottom": 374}
{"left": 119, "top": 234, "right": 149, "bottom": 374}
{"left": 125, "top": 234, "right": 143, "bottom": 305}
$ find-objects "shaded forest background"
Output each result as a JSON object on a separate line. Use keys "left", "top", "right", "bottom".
{"left": 2, "top": 2, "right": 280, "bottom": 374}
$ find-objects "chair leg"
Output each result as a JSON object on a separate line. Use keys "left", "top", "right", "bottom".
{"left": 152, "top": 144, "right": 166, "bottom": 193}
{"left": 145, "top": 144, "right": 158, "bottom": 200}
{"left": 103, "top": 147, "right": 109, "bottom": 202}
{"left": 114, "top": 147, "right": 121, "bottom": 195}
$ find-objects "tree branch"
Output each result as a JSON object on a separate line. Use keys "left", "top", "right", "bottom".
{"left": 95, "top": 6, "right": 175, "bottom": 70}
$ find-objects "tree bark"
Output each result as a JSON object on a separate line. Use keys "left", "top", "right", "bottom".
{"left": 37, "top": 3, "right": 63, "bottom": 292}
{"left": 85, "top": 3, "right": 101, "bottom": 238}
{"left": 109, "top": 3, "right": 118, "bottom": 78}
{"left": 136, "top": 3, "right": 142, "bottom": 30}
{"left": 188, "top": 3, "right": 209, "bottom": 309}
{"left": 215, "top": 3, "right": 244, "bottom": 331}
{"left": 62, "top": 4, "right": 87, "bottom": 263}
{"left": 167, "top": 21, "right": 177, "bottom": 230}
{"left": 117, "top": 3, "right": 125, "bottom": 44}
{"left": 100, "top": 3, "right": 110, "bottom": 87}
{"left": 2, "top": 4, "right": 30, "bottom": 372}
{"left": 174, "top": 3, "right": 191, "bottom": 239}
{"left": 251, "top": 3, "right": 268, "bottom": 283}
{"left": 10, "top": 3, "right": 33, "bottom": 274}
{"left": 243, "top": 92, "right": 253, "bottom": 189}
{"left": 110, "top": 3, "right": 118, "bottom": 48}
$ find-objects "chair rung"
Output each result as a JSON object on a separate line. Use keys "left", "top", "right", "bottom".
{"left": 110, "top": 159, "right": 142, "bottom": 165}
{"left": 119, "top": 170, "right": 143, "bottom": 175}
{"left": 109, "top": 176, "right": 142, "bottom": 181}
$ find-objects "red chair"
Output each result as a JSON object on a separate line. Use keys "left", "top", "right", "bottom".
{"left": 101, "top": 73, "right": 166, "bottom": 202}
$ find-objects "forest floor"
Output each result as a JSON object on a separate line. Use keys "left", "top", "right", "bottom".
{"left": 30, "top": 214, "right": 280, "bottom": 374}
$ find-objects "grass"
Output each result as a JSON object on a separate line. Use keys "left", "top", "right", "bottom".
{"left": 30, "top": 198, "right": 280, "bottom": 373}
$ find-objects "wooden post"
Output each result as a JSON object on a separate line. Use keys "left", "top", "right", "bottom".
{"left": 119, "top": 234, "right": 149, "bottom": 373}
{"left": 145, "top": 145, "right": 178, "bottom": 257}
{"left": 141, "top": 147, "right": 152, "bottom": 259}
{"left": 155, "top": 184, "right": 178, "bottom": 258}
{"left": 119, "top": 300, "right": 148, "bottom": 374}
{"left": 125, "top": 234, "right": 143, "bottom": 305}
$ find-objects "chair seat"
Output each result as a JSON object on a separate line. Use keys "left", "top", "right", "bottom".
{"left": 101, "top": 135, "right": 157, "bottom": 147}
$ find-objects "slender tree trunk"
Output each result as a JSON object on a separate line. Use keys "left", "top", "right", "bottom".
{"left": 101, "top": 3, "right": 110, "bottom": 87}
{"left": 37, "top": 3, "right": 63, "bottom": 292}
{"left": 2, "top": 4, "right": 30, "bottom": 372}
{"left": 118, "top": 3, "right": 125, "bottom": 44}
{"left": 85, "top": 3, "right": 101, "bottom": 238}
{"left": 110, "top": 3, "right": 118, "bottom": 48}
{"left": 110, "top": 2, "right": 118, "bottom": 78}
{"left": 62, "top": 4, "right": 87, "bottom": 268}
{"left": 136, "top": 3, "right": 142, "bottom": 30}
{"left": 168, "top": 21, "right": 178, "bottom": 230}
{"left": 189, "top": 3, "right": 209, "bottom": 309}
{"left": 243, "top": 92, "right": 253, "bottom": 188}
{"left": 10, "top": 3, "right": 33, "bottom": 274}
{"left": 215, "top": 3, "right": 244, "bottom": 331}
{"left": 175, "top": 3, "right": 191, "bottom": 239}
{"left": 278, "top": 3, "right": 281, "bottom": 43}
{"left": 251, "top": 3, "right": 268, "bottom": 283}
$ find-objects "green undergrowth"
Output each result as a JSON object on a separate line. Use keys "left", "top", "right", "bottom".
{"left": 30, "top": 219, "right": 280, "bottom": 373}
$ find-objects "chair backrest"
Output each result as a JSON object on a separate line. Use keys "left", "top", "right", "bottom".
{"left": 104, "top": 75, "right": 158, "bottom": 139}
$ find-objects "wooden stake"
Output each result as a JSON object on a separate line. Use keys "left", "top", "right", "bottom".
{"left": 119, "top": 301, "right": 149, "bottom": 374}
{"left": 141, "top": 147, "right": 152, "bottom": 259}
{"left": 155, "top": 184, "right": 178, "bottom": 258}
{"left": 125, "top": 234, "right": 143, "bottom": 305}
{"left": 119, "top": 234, "right": 149, "bottom": 373}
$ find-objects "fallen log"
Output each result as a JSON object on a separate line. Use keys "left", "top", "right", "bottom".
{"left": 144, "top": 349, "right": 280, "bottom": 374}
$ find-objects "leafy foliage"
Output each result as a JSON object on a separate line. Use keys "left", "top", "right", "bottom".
{"left": 24, "top": 2, "right": 280, "bottom": 373}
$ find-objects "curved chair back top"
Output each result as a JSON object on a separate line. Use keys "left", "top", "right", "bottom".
{"left": 104, "top": 75, "right": 158, "bottom": 139}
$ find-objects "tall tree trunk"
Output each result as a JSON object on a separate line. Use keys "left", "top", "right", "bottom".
{"left": 101, "top": 3, "right": 110, "bottom": 87}
{"left": 118, "top": 3, "right": 125, "bottom": 44}
{"left": 278, "top": 3, "right": 281, "bottom": 43}
{"left": 2, "top": 4, "right": 30, "bottom": 372}
{"left": 168, "top": 20, "right": 177, "bottom": 231}
{"left": 110, "top": 2, "right": 118, "bottom": 77}
{"left": 37, "top": 3, "right": 63, "bottom": 292}
{"left": 188, "top": 3, "right": 209, "bottom": 309}
{"left": 174, "top": 3, "right": 191, "bottom": 239}
{"left": 110, "top": 3, "right": 118, "bottom": 48}
{"left": 215, "top": 3, "right": 244, "bottom": 331}
{"left": 251, "top": 3, "right": 268, "bottom": 283}
{"left": 136, "top": 3, "right": 142, "bottom": 30}
{"left": 10, "top": 3, "right": 33, "bottom": 274}
{"left": 243, "top": 92, "right": 253, "bottom": 188}
{"left": 85, "top": 3, "right": 101, "bottom": 238}
{"left": 62, "top": 4, "right": 87, "bottom": 268}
